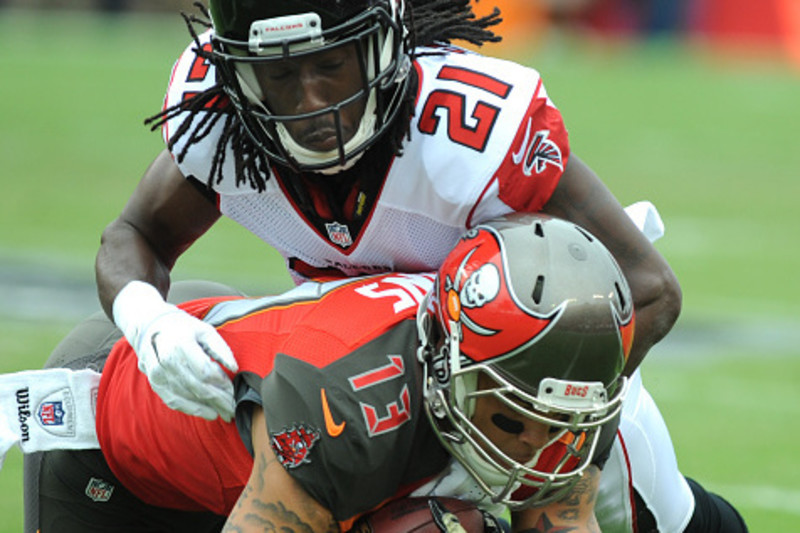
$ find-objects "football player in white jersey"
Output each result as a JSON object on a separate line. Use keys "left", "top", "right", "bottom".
{"left": 80, "top": 1, "right": 746, "bottom": 532}
{"left": 98, "top": 0, "right": 677, "bottom": 423}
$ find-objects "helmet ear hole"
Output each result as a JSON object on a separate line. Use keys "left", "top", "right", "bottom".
{"left": 533, "top": 221, "right": 545, "bottom": 238}
{"left": 575, "top": 226, "right": 595, "bottom": 242}
{"left": 531, "top": 275, "right": 545, "bottom": 305}
{"left": 614, "top": 281, "right": 627, "bottom": 310}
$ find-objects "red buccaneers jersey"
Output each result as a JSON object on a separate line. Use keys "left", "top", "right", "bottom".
{"left": 163, "top": 33, "right": 570, "bottom": 283}
{"left": 95, "top": 273, "right": 441, "bottom": 519}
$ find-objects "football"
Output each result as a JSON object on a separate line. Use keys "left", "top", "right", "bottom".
{"left": 351, "top": 497, "right": 491, "bottom": 532}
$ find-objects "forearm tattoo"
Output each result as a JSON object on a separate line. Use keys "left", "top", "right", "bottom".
{"left": 224, "top": 449, "right": 339, "bottom": 532}
{"left": 223, "top": 500, "right": 330, "bottom": 533}
{"left": 516, "top": 467, "right": 601, "bottom": 533}
{"left": 518, "top": 513, "right": 578, "bottom": 533}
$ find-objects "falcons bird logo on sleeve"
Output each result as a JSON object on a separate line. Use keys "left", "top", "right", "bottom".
{"left": 512, "top": 122, "right": 564, "bottom": 176}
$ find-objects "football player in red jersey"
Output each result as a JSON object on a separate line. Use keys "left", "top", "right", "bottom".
{"left": 23, "top": 217, "right": 605, "bottom": 529}
{"left": 7, "top": 216, "right": 745, "bottom": 532}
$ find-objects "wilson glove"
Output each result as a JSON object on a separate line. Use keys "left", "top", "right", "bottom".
{"left": 113, "top": 281, "right": 237, "bottom": 421}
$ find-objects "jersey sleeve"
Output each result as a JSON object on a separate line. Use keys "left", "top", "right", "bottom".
{"left": 96, "top": 335, "right": 251, "bottom": 515}
{"left": 490, "top": 76, "right": 570, "bottom": 214}
{"left": 161, "top": 32, "right": 217, "bottom": 147}
{"left": 257, "top": 320, "right": 448, "bottom": 525}
{"left": 409, "top": 50, "right": 570, "bottom": 229}
{"left": 159, "top": 31, "right": 239, "bottom": 192}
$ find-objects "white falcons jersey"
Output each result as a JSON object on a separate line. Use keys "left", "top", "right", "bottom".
{"left": 162, "top": 32, "right": 570, "bottom": 283}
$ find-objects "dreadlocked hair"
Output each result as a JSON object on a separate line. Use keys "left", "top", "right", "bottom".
{"left": 408, "top": 0, "right": 502, "bottom": 48}
{"left": 144, "top": 0, "right": 502, "bottom": 192}
{"left": 144, "top": 3, "right": 271, "bottom": 191}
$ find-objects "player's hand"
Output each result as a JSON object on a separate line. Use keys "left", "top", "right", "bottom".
{"left": 113, "top": 281, "right": 238, "bottom": 421}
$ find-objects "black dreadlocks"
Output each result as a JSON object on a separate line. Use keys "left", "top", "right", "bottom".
{"left": 411, "top": 0, "right": 502, "bottom": 49}
{"left": 144, "top": 0, "right": 502, "bottom": 192}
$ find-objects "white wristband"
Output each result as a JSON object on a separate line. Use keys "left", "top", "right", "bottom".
{"left": 112, "top": 281, "right": 173, "bottom": 350}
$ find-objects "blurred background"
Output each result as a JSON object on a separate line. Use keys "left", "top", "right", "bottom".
{"left": 1, "top": 0, "right": 798, "bottom": 530}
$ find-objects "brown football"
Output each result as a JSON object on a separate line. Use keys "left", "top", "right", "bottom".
{"left": 351, "top": 497, "right": 488, "bottom": 532}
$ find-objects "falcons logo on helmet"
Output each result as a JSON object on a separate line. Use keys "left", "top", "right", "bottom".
{"left": 512, "top": 121, "right": 564, "bottom": 176}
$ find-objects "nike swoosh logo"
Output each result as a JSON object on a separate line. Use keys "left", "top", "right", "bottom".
{"left": 321, "top": 388, "right": 346, "bottom": 437}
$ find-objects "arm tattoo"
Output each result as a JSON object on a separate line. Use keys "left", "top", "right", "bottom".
{"left": 226, "top": 452, "right": 269, "bottom": 517}
{"left": 517, "top": 467, "right": 601, "bottom": 533}
{"left": 223, "top": 500, "right": 338, "bottom": 532}
{"left": 252, "top": 448, "right": 270, "bottom": 492}
{"left": 224, "top": 446, "right": 339, "bottom": 532}
{"left": 517, "top": 513, "right": 578, "bottom": 533}
{"left": 572, "top": 467, "right": 599, "bottom": 506}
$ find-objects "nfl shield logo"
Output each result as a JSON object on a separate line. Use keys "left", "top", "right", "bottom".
{"left": 325, "top": 222, "right": 353, "bottom": 248}
{"left": 85, "top": 477, "right": 115, "bottom": 502}
{"left": 36, "top": 388, "right": 76, "bottom": 437}
{"left": 37, "top": 401, "right": 65, "bottom": 426}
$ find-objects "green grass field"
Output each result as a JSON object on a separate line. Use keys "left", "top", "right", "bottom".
{"left": 1, "top": 8, "right": 798, "bottom": 531}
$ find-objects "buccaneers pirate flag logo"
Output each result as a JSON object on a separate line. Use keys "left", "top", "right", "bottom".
{"left": 436, "top": 227, "right": 563, "bottom": 364}
{"left": 271, "top": 425, "right": 320, "bottom": 469}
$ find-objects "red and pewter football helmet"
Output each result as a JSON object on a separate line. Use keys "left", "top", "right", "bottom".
{"left": 208, "top": 0, "right": 410, "bottom": 173}
{"left": 417, "top": 214, "right": 635, "bottom": 509}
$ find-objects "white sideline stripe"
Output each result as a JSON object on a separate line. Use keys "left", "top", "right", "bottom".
{"left": 711, "top": 483, "right": 800, "bottom": 515}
